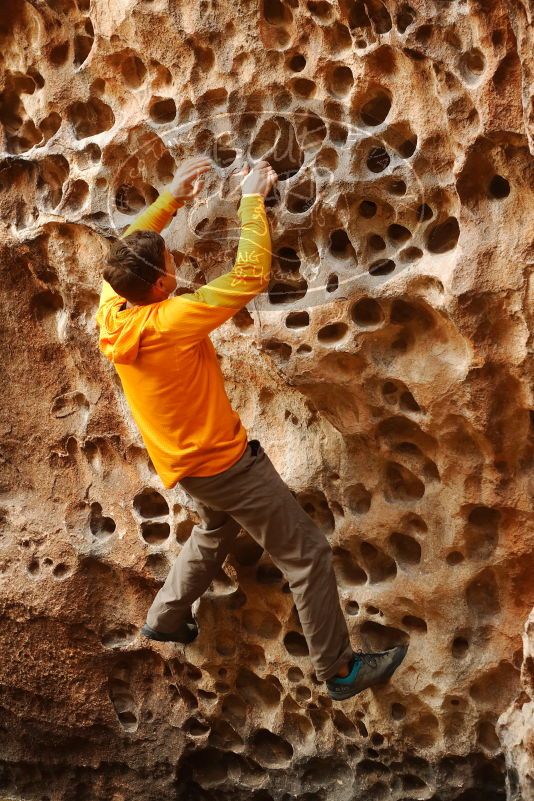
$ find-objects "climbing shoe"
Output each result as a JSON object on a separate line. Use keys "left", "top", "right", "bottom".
{"left": 141, "top": 622, "right": 198, "bottom": 644}
{"left": 326, "top": 645, "right": 408, "bottom": 701}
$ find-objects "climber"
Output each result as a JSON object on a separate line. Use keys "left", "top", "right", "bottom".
{"left": 95, "top": 155, "right": 407, "bottom": 700}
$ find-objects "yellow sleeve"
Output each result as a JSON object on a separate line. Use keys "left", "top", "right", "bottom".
{"left": 97, "top": 190, "right": 184, "bottom": 309}
{"left": 157, "top": 195, "right": 272, "bottom": 341}
{"left": 179, "top": 194, "right": 271, "bottom": 309}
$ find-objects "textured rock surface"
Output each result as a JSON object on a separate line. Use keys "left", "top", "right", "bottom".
{"left": 498, "top": 609, "right": 534, "bottom": 801}
{"left": 1, "top": 0, "right": 533, "bottom": 799}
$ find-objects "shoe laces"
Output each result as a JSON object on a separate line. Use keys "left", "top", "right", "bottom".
{"left": 353, "top": 650, "right": 379, "bottom": 669}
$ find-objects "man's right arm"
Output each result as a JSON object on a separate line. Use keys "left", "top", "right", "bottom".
{"left": 179, "top": 193, "right": 271, "bottom": 309}
{"left": 158, "top": 162, "right": 278, "bottom": 340}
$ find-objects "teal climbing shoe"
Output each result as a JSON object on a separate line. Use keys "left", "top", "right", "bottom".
{"left": 327, "top": 645, "right": 408, "bottom": 701}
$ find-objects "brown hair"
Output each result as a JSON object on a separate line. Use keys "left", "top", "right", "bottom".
{"left": 104, "top": 230, "right": 166, "bottom": 303}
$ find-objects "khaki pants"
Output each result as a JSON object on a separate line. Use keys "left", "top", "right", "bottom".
{"left": 145, "top": 439, "right": 353, "bottom": 682}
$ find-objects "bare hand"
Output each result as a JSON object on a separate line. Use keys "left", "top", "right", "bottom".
{"left": 240, "top": 160, "right": 278, "bottom": 198}
{"left": 170, "top": 156, "right": 212, "bottom": 200}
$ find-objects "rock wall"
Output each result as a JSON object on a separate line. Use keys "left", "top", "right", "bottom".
{"left": 498, "top": 609, "right": 534, "bottom": 801}
{"left": 1, "top": 1, "right": 533, "bottom": 800}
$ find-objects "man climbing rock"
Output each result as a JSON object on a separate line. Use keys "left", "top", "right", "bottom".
{"left": 95, "top": 156, "right": 407, "bottom": 700}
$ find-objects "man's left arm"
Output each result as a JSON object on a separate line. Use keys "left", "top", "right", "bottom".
{"left": 97, "top": 156, "right": 212, "bottom": 309}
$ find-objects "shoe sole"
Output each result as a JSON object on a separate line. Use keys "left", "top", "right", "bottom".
{"left": 327, "top": 645, "right": 408, "bottom": 701}
{"left": 141, "top": 624, "right": 198, "bottom": 644}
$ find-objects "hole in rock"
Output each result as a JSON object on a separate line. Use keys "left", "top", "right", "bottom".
{"left": 284, "top": 631, "right": 309, "bottom": 657}
{"left": 276, "top": 246, "right": 301, "bottom": 271}
{"left": 50, "top": 41, "right": 70, "bottom": 66}
{"left": 326, "top": 273, "right": 339, "bottom": 293}
{"left": 477, "top": 720, "right": 500, "bottom": 751}
{"left": 286, "top": 177, "right": 316, "bottom": 213}
{"left": 307, "top": 0, "right": 333, "bottom": 19}
{"left": 388, "top": 223, "right": 411, "bottom": 243}
{"left": 446, "top": 550, "right": 464, "bottom": 565}
{"left": 133, "top": 488, "right": 169, "bottom": 518}
{"left": 288, "top": 53, "right": 306, "bottom": 71}
{"left": 291, "top": 77, "right": 316, "bottom": 98}
{"left": 236, "top": 668, "right": 281, "bottom": 708}
{"left": 391, "top": 702, "right": 406, "bottom": 720}
{"left": 212, "top": 138, "right": 236, "bottom": 167}
{"left": 416, "top": 203, "right": 433, "bottom": 221}
{"left": 396, "top": 4, "right": 416, "bottom": 32}
{"left": 265, "top": 116, "right": 304, "bottom": 179}
{"left": 250, "top": 729, "right": 294, "bottom": 768}
{"left": 345, "top": 483, "right": 372, "bottom": 514}
{"left": 296, "top": 685, "right": 312, "bottom": 701}
{"left": 286, "top": 311, "right": 310, "bottom": 328}
{"left": 39, "top": 112, "right": 62, "bottom": 142}
{"left": 208, "top": 720, "right": 244, "bottom": 750}
{"left": 121, "top": 55, "right": 147, "bottom": 88}
{"left": 388, "top": 532, "right": 421, "bottom": 565}
{"left": 368, "top": 234, "right": 386, "bottom": 251}
{"left": 388, "top": 180, "right": 407, "bottom": 196}
{"left": 390, "top": 298, "right": 434, "bottom": 328}
{"left": 269, "top": 279, "right": 307, "bottom": 304}
{"left": 298, "top": 490, "right": 335, "bottom": 532}
{"left": 89, "top": 502, "right": 116, "bottom": 539}
{"left": 250, "top": 117, "right": 277, "bottom": 158}
{"left": 263, "top": 339, "right": 292, "bottom": 361}
{"left": 333, "top": 548, "right": 367, "bottom": 587}
{"left": 262, "top": 0, "right": 292, "bottom": 25}
{"left": 329, "top": 229, "right": 354, "bottom": 259}
{"left": 346, "top": 601, "right": 359, "bottom": 615}
{"left": 366, "top": 143, "right": 390, "bottom": 174}
{"left": 221, "top": 693, "right": 247, "bottom": 727}
{"left": 360, "top": 92, "right": 392, "bottom": 126}
{"left": 184, "top": 717, "right": 211, "bottom": 737}
{"left": 399, "top": 246, "right": 423, "bottom": 264}
{"left": 329, "top": 65, "right": 353, "bottom": 96}
{"left": 360, "top": 541, "right": 397, "bottom": 583}
{"left": 459, "top": 48, "right": 486, "bottom": 81}
{"left": 145, "top": 553, "right": 169, "bottom": 581}
{"left": 384, "top": 462, "right": 425, "bottom": 502}
{"left": 317, "top": 321, "right": 348, "bottom": 344}
{"left": 73, "top": 19, "right": 94, "bottom": 66}
{"left": 488, "top": 175, "right": 510, "bottom": 199}
{"left": 53, "top": 563, "right": 71, "bottom": 579}
{"left": 402, "top": 615, "right": 427, "bottom": 633}
{"left": 332, "top": 709, "right": 357, "bottom": 739}
{"left": 351, "top": 297, "right": 384, "bottom": 327}
{"left": 426, "top": 216, "right": 460, "bottom": 253}
{"left": 65, "top": 179, "right": 89, "bottom": 210}
{"left": 329, "top": 121, "right": 348, "bottom": 144}
{"left": 360, "top": 621, "right": 409, "bottom": 651}
{"left": 296, "top": 111, "right": 327, "bottom": 152}
{"left": 288, "top": 666, "right": 304, "bottom": 682}
{"left": 141, "top": 520, "right": 171, "bottom": 545}
{"left": 149, "top": 97, "right": 176, "bottom": 124}
{"left": 369, "top": 258, "right": 395, "bottom": 276}
{"left": 359, "top": 199, "right": 377, "bottom": 218}
{"left": 67, "top": 97, "right": 114, "bottom": 139}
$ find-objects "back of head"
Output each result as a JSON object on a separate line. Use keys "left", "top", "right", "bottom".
{"left": 104, "top": 230, "right": 166, "bottom": 304}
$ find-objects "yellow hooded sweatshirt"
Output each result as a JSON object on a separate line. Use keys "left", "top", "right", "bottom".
{"left": 95, "top": 191, "right": 271, "bottom": 488}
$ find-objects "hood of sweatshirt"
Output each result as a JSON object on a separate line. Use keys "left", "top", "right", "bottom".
{"left": 96, "top": 296, "right": 155, "bottom": 365}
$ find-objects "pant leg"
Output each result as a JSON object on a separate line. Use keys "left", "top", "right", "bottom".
{"left": 145, "top": 498, "right": 241, "bottom": 633}
{"left": 179, "top": 440, "right": 353, "bottom": 682}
